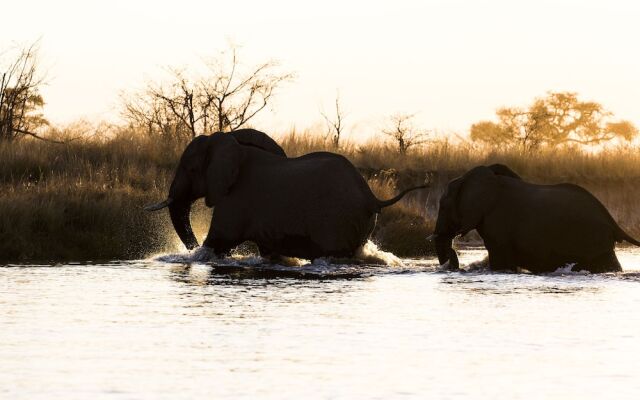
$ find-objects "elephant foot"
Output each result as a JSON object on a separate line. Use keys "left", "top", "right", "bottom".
{"left": 439, "top": 259, "right": 461, "bottom": 272}
{"left": 267, "top": 254, "right": 306, "bottom": 266}
{"left": 579, "top": 251, "right": 622, "bottom": 273}
{"left": 190, "top": 246, "right": 224, "bottom": 262}
{"left": 457, "top": 255, "right": 487, "bottom": 272}
{"left": 267, "top": 253, "right": 283, "bottom": 263}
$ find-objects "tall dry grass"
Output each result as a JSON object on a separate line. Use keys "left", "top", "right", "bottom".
{"left": 2, "top": 127, "right": 640, "bottom": 261}
{"left": 0, "top": 131, "right": 196, "bottom": 261}
{"left": 281, "top": 131, "right": 640, "bottom": 250}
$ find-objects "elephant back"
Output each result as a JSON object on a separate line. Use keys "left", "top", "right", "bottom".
{"left": 229, "top": 129, "right": 286, "bottom": 157}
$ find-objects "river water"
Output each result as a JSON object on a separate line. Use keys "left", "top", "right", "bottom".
{"left": 2, "top": 247, "right": 640, "bottom": 399}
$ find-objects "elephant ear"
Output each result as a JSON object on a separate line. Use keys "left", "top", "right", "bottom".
{"left": 205, "top": 134, "right": 244, "bottom": 207}
{"left": 230, "top": 129, "right": 286, "bottom": 157}
{"left": 487, "top": 163, "right": 521, "bottom": 180}
{"left": 456, "top": 166, "right": 500, "bottom": 235}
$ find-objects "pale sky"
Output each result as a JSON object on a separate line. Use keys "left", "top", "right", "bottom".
{"left": 2, "top": 0, "right": 639, "bottom": 141}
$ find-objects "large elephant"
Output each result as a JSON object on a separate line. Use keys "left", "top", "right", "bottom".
{"left": 430, "top": 164, "right": 640, "bottom": 273}
{"left": 146, "top": 129, "right": 426, "bottom": 260}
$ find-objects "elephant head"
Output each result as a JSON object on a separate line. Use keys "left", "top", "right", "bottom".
{"left": 430, "top": 164, "right": 521, "bottom": 268}
{"left": 145, "top": 129, "right": 286, "bottom": 250}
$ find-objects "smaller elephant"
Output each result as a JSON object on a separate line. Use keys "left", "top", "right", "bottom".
{"left": 146, "top": 129, "right": 427, "bottom": 261}
{"left": 430, "top": 164, "right": 640, "bottom": 273}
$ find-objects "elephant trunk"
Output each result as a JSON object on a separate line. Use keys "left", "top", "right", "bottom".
{"left": 169, "top": 201, "right": 199, "bottom": 250}
{"left": 435, "top": 236, "right": 459, "bottom": 269}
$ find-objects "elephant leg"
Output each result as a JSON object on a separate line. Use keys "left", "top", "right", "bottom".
{"left": 257, "top": 244, "right": 271, "bottom": 257}
{"left": 203, "top": 224, "right": 242, "bottom": 256}
{"left": 483, "top": 237, "right": 517, "bottom": 272}
{"left": 487, "top": 249, "right": 517, "bottom": 272}
{"left": 257, "top": 244, "right": 282, "bottom": 263}
{"left": 203, "top": 236, "right": 242, "bottom": 257}
{"left": 581, "top": 251, "right": 622, "bottom": 273}
{"left": 203, "top": 213, "right": 244, "bottom": 256}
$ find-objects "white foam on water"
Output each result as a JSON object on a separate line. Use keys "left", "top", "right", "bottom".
{"left": 153, "top": 247, "right": 217, "bottom": 263}
{"left": 554, "top": 263, "right": 576, "bottom": 274}
{"left": 466, "top": 256, "right": 490, "bottom": 271}
{"left": 354, "top": 240, "right": 404, "bottom": 267}
{"left": 153, "top": 240, "right": 403, "bottom": 267}
{"left": 153, "top": 247, "right": 308, "bottom": 268}
{"left": 310, "top": 257, "right": 331, "bottom": 266}
{"left": 274, "top": 256, "right": 307, "bottom": 267}
{"left": 153, "top": 247, "right": 236, "bottom": 264}
{"left": 551, "top": 263, "right": 590, "bottom": 275}
{"left": 437, "top": 260, "right": 459, "bottom": 272}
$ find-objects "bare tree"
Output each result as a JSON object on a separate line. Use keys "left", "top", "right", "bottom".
{"left": 122, "top": 46, "right": 294, "bottom": 139}
{"left": 382, "top": 113, "right": 430, "bottom": 154}
{"left": 122, "top": 71, "right": 206, "bottom": 141}
{"left": 202, "top": 47, "right": 294, "bottom": 132}
{"left": 122, "top": 87, "right": 192, "bottom": 140}
{"left": 0, "top": 41, "right": 50, "bottom": 142}
{"left": 320, "top": 93, "right": 347, "bottom": 148}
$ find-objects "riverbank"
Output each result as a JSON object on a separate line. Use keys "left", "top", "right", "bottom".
{"left": 2, "top": 129, "right": 640, "bottom": 261}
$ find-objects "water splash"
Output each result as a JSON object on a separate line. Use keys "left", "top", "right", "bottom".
{"left": 554, "top": 263, "right": 576, "bottom": 274}
{"left": 272, "top": 256, "right": 307, "bottom": 267}
{"left": 551, "top": 263, "right": 590, "bottom": 275}
{"left": 154, "top": 246, "right": 219, "bottom": 263}
{"left": 153, "top": 240, "right": 403, "bottom": 267}
{"left": 466, "top": 256, "right": 490, "bottom": 271}
{"left": 354, "top": 240, "right": 403, "bottom": 267}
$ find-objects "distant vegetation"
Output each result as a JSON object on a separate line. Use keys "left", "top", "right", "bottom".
{"left": 470, "top": 91, "right": 638, "bottom": 150}
{"left": 0, "top": 41, "right": 49, "bottom": 142}
{"left": 2, "top": 126, "right": 640, "bottom": 262}
{"left": 120, "top": 46, "right": 294, "bottom": 140}
{"left": 2, "top": 42, "right": 640, "bottom": 262}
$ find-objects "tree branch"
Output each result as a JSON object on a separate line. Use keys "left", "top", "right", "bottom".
{"left": 13, "top": 128, "right": 68, "bottom": 144}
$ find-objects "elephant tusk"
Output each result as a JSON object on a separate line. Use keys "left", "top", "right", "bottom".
{"left": 144, "top": 197, "right": 173, "bottom": 211}
{"left": 426, "top": 234, "right": 438, "bottom": 241}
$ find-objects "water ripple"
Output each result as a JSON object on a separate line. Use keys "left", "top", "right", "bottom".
{"left": 3, "top": 247, "right": 640, "bottom": 399}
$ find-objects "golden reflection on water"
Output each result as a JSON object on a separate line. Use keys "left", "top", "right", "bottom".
{"left": 1, "top": 247, "right": 640, "bottom": 399}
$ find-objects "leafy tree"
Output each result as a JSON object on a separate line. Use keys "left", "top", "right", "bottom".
{"left": 0, "top": 41, "right": 49, "bottom": 141}
{"left": 470, "top": 92, "right": 638, "bottom": 150}
{"left": 469, "top": 120, "right": 513, "bottom": 146}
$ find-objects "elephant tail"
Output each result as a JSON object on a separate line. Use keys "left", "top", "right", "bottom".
{"left": 617, "top": 227, "right": 640, "bottom": 247}
{"left": 376, "top": 185, "right": 428, "bottom": 210}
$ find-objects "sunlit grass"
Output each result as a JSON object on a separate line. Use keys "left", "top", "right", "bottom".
{"left": 2, "top": 127, "right": 640, "bottom": 261}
